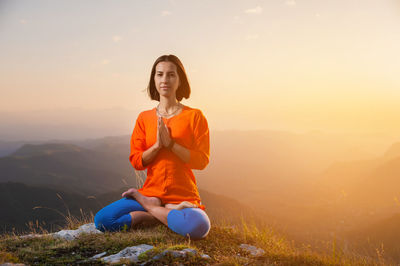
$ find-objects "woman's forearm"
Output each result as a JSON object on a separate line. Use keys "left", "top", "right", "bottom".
{"left": 170, "top": 142, "right": 190, "bottom": 163}
{"left": 142, "top": 144, "right": 161, "bottom": 167}
{"left": 141, "top": 142, "right": 190, "bottom": 166}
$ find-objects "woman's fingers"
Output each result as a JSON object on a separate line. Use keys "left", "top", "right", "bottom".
{"left": 163, "top": 122, "right": 169, "bottom": 133}
{"left": 157, "top": 117, "right": 171, "bottom": 147}
{"left": 159, "top": 119, "right": 169, "bottom": 134}
{"left": 158, "top": 118, "right": 167, "bottom": 146}
{"left": 122, "top": 188, "right": 136, "bottom": 198}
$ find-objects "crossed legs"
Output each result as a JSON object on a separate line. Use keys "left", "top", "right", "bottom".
{"left": 95, "top": 189, "right": 211, "bottom": 239}
{"left": 122, "top": 188, "right": 171, "bottom": 226}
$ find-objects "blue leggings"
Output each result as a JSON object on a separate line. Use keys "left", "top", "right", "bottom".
{"left": 94, "top": 197, "right": 211, "bottom": 240}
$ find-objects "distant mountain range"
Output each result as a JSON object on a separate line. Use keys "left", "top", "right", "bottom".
{"left": 311, "top": 140, "right": 400, "bottom": 210}
{"left": 1, "top": 131, "right": 384, "bottom": 206}
{"left": 0, "top": 182, "right": 99, "bottom": 233}
{"left": 0, "top": 181, "right": 275, "bottom": 236}
{"left": 0, "top": 143, "right": 136, "bottom": 195}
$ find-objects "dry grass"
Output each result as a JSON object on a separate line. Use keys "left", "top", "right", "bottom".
{"left": 0, "top": 211, "right": 394, "bottom": 265}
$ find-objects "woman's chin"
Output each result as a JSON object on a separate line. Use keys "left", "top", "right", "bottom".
{"left": 159, "top": 92, "right": 173, "bottom": 98}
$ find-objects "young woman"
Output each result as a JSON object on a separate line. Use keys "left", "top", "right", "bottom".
{"left": 94, "top": 54, "right": 211, "bottom": 240}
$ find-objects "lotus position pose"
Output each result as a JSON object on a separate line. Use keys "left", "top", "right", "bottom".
{"left": 94, "top": 55, "right": 211, "bottom": 240}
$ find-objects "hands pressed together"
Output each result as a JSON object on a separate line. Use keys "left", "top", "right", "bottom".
{"left": 155, "top": 116, "right": 173, "bottom": 150}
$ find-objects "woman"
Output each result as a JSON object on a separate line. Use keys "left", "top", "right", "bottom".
{"left": 94, "top": 54, "right": 211, "bottom": 240}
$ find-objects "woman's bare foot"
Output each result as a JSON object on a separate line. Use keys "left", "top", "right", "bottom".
{"left": 165, "top": 201, "right": 198, "bottom": 210}
{"left": 122, "top": 188, "right": 161, "bottom": 210}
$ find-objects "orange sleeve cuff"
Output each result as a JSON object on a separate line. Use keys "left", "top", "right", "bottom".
{"left": 129, "top": 150, "right": 146, "bottom": 170}
{"left": 188, "top": 149, "right": 209, "bottom": 170}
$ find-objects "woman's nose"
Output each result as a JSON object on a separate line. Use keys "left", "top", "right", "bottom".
{"left": 161, "top": 75, "right": 169, "bottom": 82}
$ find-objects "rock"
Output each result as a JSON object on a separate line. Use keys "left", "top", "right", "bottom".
{"left": 181, "top": 248, "right": 197, "bottom": 255}
{"left": 152, "top": 248, "right": 211, "bottom": 261}
{"left": 101, "top": 244, "right": 154, "bottom": 264}
{"left": 239, "top": 244, "right": 265, "bottom": 256}
{"left": 170, "top": 250, "right": 186, "bottom": 258}
{"left": 19, "top": 223, "right": 102, "bottom": 241}
{"left": 151, "top": 250, "right": 168, "bottom": 260}
{"left": 201, "top": 254, "right": 211, "bottom": 259}
{"left": 52, "top": 223, "right": 102, "bottom": 240}
{"left": 152, "top": 249, "right": 187, "bottom": 260}
{"left": 91, "top": 251, "right": 107, "bottom": 259}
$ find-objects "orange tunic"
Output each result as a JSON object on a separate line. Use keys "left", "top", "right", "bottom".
{"left": 129, "top": 105, "right": 210, "bottom": 211}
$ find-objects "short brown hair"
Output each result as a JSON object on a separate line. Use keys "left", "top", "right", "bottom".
{"left": 147, "top": 54, "right": 191, "bottom": 101}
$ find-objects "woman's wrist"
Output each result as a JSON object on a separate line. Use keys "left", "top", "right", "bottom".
{"left": 167, "top": 139, "right": 175, "bottom": 150}
{"left": 168, "top": 141, "right": 190, "bottom": 163}
{"left": 152, "top": 143, "right": 162, "bottom": 152}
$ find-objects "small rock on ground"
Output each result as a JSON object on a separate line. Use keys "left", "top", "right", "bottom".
{"left": 90, "top": 251, "right": 107, "bottom": 259}
{"left": 152, "top": 248, "right": 211, "bottom": 261}
{"left": 240, "top": 243, "right": 265, "bottom": 256}
{"left": 52, "top": 223, "right": 102, "bottom": 241}
{"left": 19, "top": 223, "right": 102, "bottom": 241}
{"left": 101, "top": 244, "right": 154, "bottom": 264}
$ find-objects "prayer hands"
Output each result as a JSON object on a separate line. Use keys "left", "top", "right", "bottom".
{"left": 157, "top": 116, "right": 172, "bottom": 148}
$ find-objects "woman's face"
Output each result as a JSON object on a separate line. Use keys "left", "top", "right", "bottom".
{"left": 154, "top": 61, "right": 180, "bottom": 100}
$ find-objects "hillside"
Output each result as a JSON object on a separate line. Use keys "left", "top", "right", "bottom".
{"left": 304, "top": 144, "right": 400, "bottom": 223}
{"left": 0, "top": 143, "right": 137, "bottom": 195}
{"left": 0, "top": 182, "right": 99, "bottom": 233}
{"left": 346, "top": 212, "right": 400, "bottom": 263}
{"left": 0, "top": 217, "right": 381, "bottom": 265}
{"left": 0, "top": 182, "right": 280, "bottom": 238}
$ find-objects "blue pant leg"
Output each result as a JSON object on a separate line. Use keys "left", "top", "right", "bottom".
{"left": 167, "top": 208, "right": 211, "bottom": 240}
{"left": 94, "top": 197, "right": 146, "bottom": 232}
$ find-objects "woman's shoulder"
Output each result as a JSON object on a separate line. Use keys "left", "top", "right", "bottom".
{"left": 136, "top": 108, "right": 156, "bottom": 121}
{"left": 183, "top": 105, "right": 206, "bottom": 117}
{"left": 183, "top": 105, "right": 208, "bottom": 126}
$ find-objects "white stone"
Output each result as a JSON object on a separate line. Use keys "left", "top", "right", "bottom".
{"left": 181, "top": 248, "right": 197, "bottom": 255}
{"left": 201, "top": 254, "right": 211, "bottom": 259}
{"left": 240, "top": 243, "right": 265, "bottom": 256}
{"left": 152, "top": 248, "right": 211, "bottom": 261}
{"left": 91, "top": 251, "right": 107, "bottom": 259}
{"left": 101, "top": 244, "right": 154, "bottom": 264}
{"left": 20, "top": 223, "right": 102, "bottom": 241}
{"left": 52, "top": 223, "right": 102, "bottom": 240}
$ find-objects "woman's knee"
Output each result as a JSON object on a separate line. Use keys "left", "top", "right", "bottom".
{"left": 168, "top": 208, "right": 211, "bottom": 240}
{"left": 94, "top": 198, "right": 143, "bottom": 232}
{"left": 190, "top": 210, "right": 211, "bottom": 239}
{"left": 94, "top": 208, "right": 109, "bottom": 232}
{"left": 94, "top": 208, "right": 132, "bottom": 232}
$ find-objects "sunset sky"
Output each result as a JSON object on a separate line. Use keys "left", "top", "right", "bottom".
{"left": 1, "top": 0, "right": 400, "bottom": 139}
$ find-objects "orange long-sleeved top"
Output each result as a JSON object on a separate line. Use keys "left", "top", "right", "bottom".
{"left": 129, "top": 105, "right": 210, "bottom": 211}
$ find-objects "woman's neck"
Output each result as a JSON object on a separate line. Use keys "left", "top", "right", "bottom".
{"left": 158, "top": 96, "right": 180, "bottom": 113}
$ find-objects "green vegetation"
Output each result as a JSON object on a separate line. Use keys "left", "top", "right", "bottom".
{"left": 0, "top": 213, "right": 387, "bottom": 265}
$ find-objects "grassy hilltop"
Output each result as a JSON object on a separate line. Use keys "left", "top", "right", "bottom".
{"left": 0, "top": 214, "right": 386, "bottom": 266}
